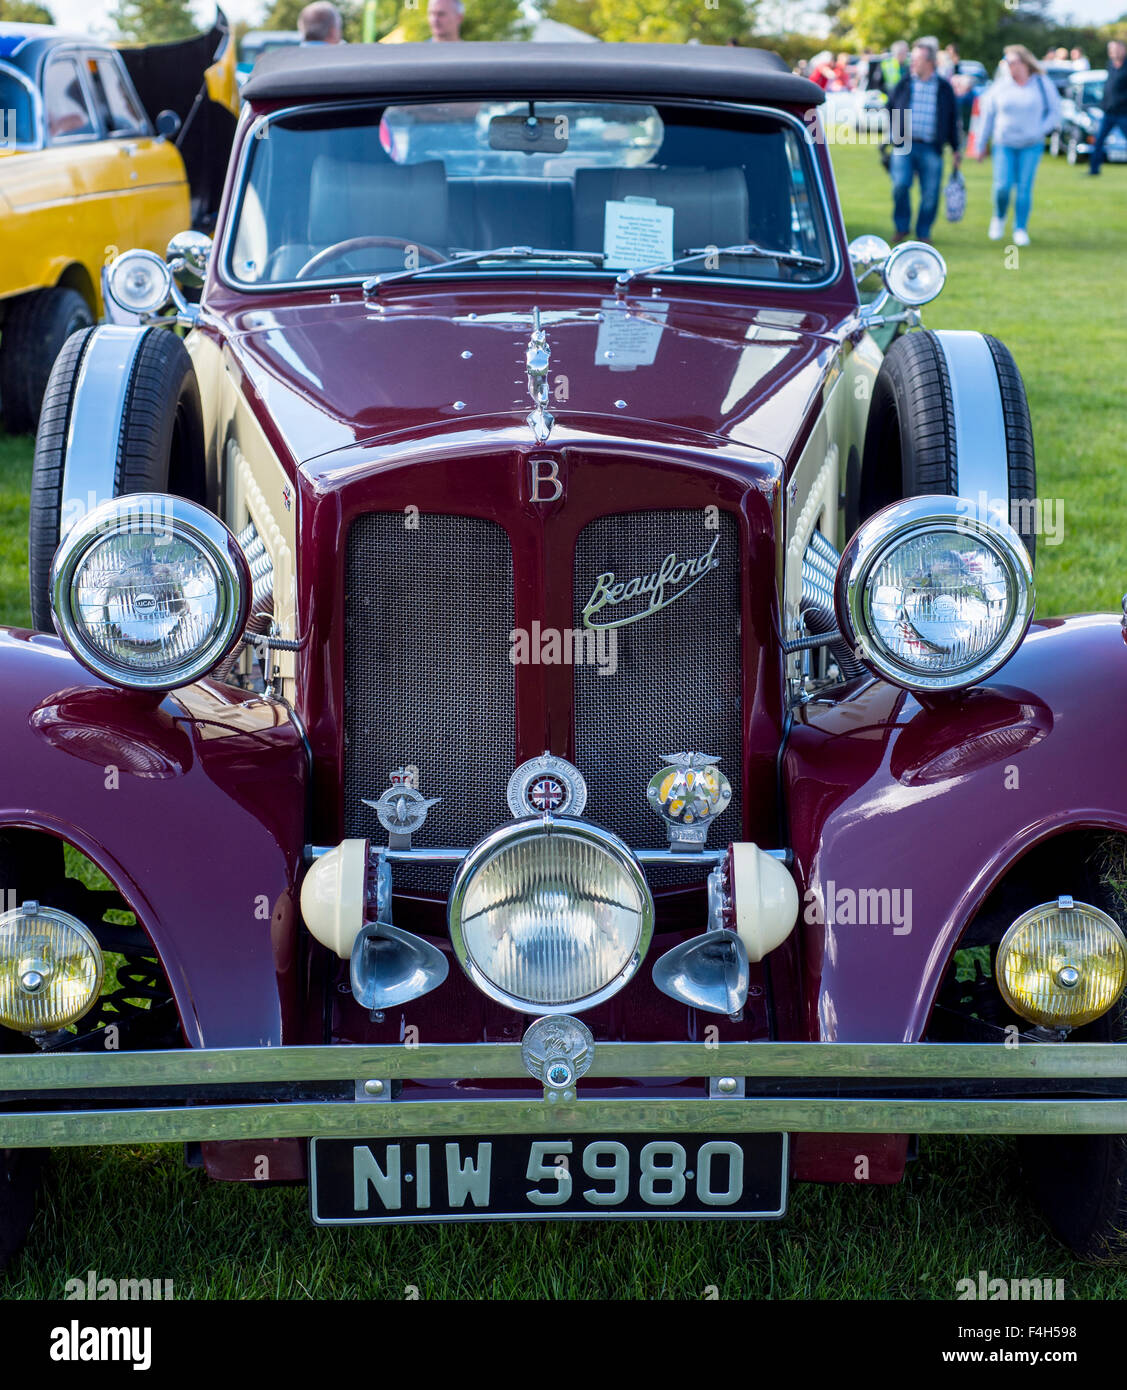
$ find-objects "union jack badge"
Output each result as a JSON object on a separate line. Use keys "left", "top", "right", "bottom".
{"left": 507, "top": 752, "right": 587, "bottom": 819}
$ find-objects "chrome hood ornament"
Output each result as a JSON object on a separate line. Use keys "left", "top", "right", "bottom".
{"left": 525, "top": 307, "right": 555, "bottom": 444}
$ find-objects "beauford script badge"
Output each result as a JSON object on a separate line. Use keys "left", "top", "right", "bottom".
{"left": 582, "top": 535, "right": 720, "bottom": 630}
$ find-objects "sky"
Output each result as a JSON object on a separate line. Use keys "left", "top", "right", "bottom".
{"left": 41, "top": 0, "right": 1127, "bottom": 38}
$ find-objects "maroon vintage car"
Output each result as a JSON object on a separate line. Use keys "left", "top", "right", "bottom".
{"left": 2, "top": 42, "right": 1126, "bottom": 1260}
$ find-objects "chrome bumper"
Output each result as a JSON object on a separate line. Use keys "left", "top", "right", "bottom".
{"left": 1, "top": 1042, "right": 1125, "bottom": 1147}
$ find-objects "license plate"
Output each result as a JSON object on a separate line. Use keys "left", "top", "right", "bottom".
{"left": 310, "top": 1132, "right": 788, "bottom": 1224}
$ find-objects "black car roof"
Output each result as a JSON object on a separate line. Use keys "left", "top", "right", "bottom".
{"left": 241, "top": 41, "right": 823, "bottom": 107}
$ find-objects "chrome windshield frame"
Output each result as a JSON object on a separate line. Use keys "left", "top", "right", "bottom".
{"left": 215, "top": 95, "right": 843, "bottom": 299}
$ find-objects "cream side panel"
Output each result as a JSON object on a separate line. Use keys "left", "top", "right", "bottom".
{"left": 185, "top": 331, "right": 297, "bottom": 684}
{"left": 844, "top": 331, "right": 884, "bottom": 533}
{"left": 780, "top": 343, "right": 875, "bottom": 693}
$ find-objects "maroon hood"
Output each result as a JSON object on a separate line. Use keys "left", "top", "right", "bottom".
{"left": 216, "top": 284, "right": 843, "bottom": 472}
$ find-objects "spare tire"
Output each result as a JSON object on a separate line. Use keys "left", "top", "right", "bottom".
{"left": 856, "top": 329, "right": 1037, "bottom": 561}
{"left": 0, "top": 286, "right": 94, "bottom": 436}
{"left": 29, "top": 328, "right": 206, "bottom": 632}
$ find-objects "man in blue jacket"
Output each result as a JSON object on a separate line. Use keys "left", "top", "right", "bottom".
{"left": 887, "top": 40, "right": 963, "bottom": 241}
{"left": 1089, "top": 38, "right": 1127, "bottom": 175}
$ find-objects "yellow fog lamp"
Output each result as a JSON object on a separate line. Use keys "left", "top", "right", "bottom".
{"left": 996, "top": 896, "right": 1127, "bottom": 1029}
{"left": 0, "top": 902, "right": 103, "bottom": 1032}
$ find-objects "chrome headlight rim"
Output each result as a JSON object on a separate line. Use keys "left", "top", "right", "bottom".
{"left": 996, "top": 898, "right": 1127, "bottom": 1029}
{"left": 50, "top": 494, "right": 251, "bottom": 692}
{"left": 448, "top": 816, "right": 655, "bottom": 1015}
{"left": 105, "top": 248, "right": 173, "bottom": 317}
{"left": 881, "top": 239, "right": 947, "bottom": 306}
{"left": 835, "top": 495, "right": 1035, "bottom": 693}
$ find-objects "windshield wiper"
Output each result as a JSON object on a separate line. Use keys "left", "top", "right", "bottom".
{"left": 615, "top": 243, "right": 824, "bottom": 290}
{"left": 363, "top": 246, "right": 606, "bottom": 297}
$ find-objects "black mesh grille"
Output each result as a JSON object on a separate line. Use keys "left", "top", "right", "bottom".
{"left": 343, "top": 513, "right": 515, "bottom": 892}
{"left": 573, "top": 510, "right": 742, "bottom": 884}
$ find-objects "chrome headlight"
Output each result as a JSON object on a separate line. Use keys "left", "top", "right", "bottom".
{"left": 997, "top": 898, "right": 1127, "bottom": 1029}
{"left": 835, "top": 496, "right": 1034, "bottom": 692}
{"left": 0, "top": 903, "right": 103, "bottom": 1033}
{"left": 50, "top": 495, "right": 250, "bottom": 691}
{"left": 105, "top": 249, "right": 173, "bottom": 316}
{"left": 882, "top": 240, "right": 946, "bottom": 305}
{"left": 448, "top": 819, "right": 654, "bottom": 1014}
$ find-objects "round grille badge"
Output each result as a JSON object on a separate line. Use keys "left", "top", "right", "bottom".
{"left": 507, "top": 752, "right": 587, "bottom": 819}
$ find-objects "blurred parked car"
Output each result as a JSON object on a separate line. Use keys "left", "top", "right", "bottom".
{"left": 0, "top": 19, "right": 236, "bottom": 433}
{"left": 236, "top": 30, "right": 301, "bottom": 88}
{"left": 1043, "top": 62, "right": 1079, "bottom": 95}
{"left": 822, "top": 86, "right": 888, "bottom": 131}
{"left": 1051, "top": 70, "right": 1127, "bottom": 163}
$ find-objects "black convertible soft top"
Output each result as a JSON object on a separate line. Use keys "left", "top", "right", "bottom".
{"left": 241, "top": 41, "right": 823, "bottom": 108}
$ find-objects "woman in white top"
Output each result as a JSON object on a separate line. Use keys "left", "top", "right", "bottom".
{"left": 976, "top": 44, "right": 1061, "bottom": 245}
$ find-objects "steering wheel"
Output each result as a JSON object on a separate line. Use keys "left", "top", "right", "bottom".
{"left": 295, "top": 236, "right": 447, "bottom": 280}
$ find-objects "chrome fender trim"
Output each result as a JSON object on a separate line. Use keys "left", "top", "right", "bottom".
{"left": 60, "top": 324, "right": 153, "bottom": 542}
{"left": 930, "top": 329, "right": 1011, "bottom": 516}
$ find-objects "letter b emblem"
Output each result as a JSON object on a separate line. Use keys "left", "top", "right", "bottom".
{"left": 529, "top": 456, "right": 563, "bottom": 504}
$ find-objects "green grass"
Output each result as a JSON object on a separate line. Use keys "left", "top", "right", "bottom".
{"left": 4, "top": 144, "right": 1127, "bottom": 1299}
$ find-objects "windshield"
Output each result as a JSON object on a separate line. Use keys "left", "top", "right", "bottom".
{"left": 1076, "top": 78, "right": 1105, "bottom": 103}
{"left": 228, "top": 99, "right": 833, "bottom": 288}
{"left": 0, "top": 63, "right": 36, "bottom": 147}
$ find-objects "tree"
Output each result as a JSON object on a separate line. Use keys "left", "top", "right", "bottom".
{"left": 542, "top": 0, "right": 756, "bottom": 45}
{"left": 0, "top": 2, "right": 54, "bottom": 21}
{"left": 395, "top": 0, "right": 530, "bottom": 41}
{"left": 111, "top": 0, "right": 197, "bottom": 43}
{"left": 839, "top": 0, "right": 1010, "bottom": 59}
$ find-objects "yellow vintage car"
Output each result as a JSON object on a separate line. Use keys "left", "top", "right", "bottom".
{"left": 0, "top": 20, "right": 236, "bottom": 433}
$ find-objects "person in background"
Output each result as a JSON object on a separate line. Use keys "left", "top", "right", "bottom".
{"left": 976, "top": 45, "right": 1060, "bottom": 244}
{"left": 938, "top": 43, "right": 958, "bottom": 78}
{"left": 1071, "top": 47, "right": 1090, "bottom": 70}
{"left": 808, "top": 51, "right": 835, "bottom": 89}
{"left": 298, "top": 1, "right": 343, "bottom": 43}
{"left": 872, "top": 40, "right": 909, "bottom": 95}
{"left": 887, "top": 39, "right": 962, "bottom": 242}
{"left": 427, "top": 0, "right": 464, "bottom": 41}
{"left": 1089, "top": 38, "right": 1127, "bottom": 175}
{"left": 830, "top": 52, "right": 852, "bottom": 89}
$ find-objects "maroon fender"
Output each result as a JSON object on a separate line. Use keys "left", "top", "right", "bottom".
{"left": 783, "top": 614, "right": 1127, "bottom": 1043}
{"left": 0, "top": 628, "right": 307, "bottom": 1048}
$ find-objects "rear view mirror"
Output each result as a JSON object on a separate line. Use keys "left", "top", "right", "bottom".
{"left": 488, "top": 113, "right": 568, "bottom": 154}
